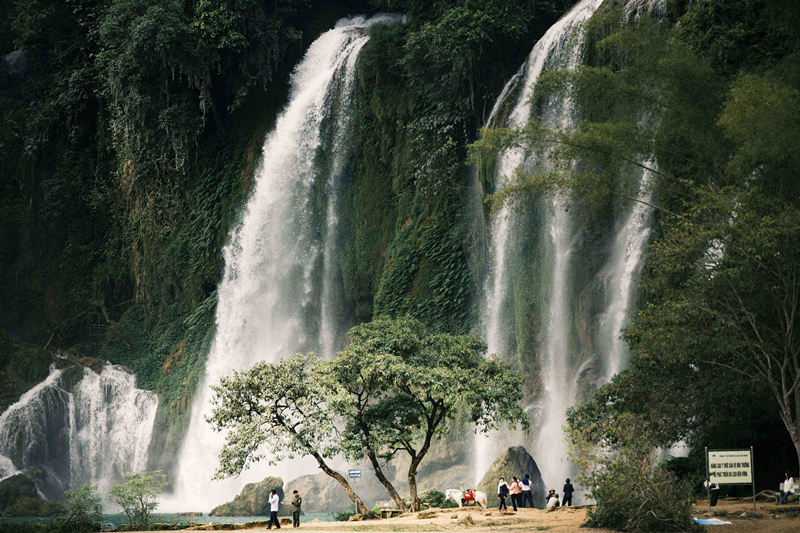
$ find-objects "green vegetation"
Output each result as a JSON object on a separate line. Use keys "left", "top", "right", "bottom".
{"left": 57, "top": 484, "right": 103, "bottom": 533}
{"left": 208, "top": 317, "right": 527, "bottom": 514}
{"left": 109, "top": 471, "right": 167, "bottom": 530}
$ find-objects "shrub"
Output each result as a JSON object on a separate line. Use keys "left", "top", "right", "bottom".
{"left": 57, "top": 484, "right": 103, "bottom": 532}
{"left": 418, "top": 488, "right": 456, "bottom": 509}
{"left": 109, "top": 471, "right": 167, "bottom": 530}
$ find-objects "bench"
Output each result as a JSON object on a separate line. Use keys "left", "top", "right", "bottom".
{"left": 380, "top": 509, "right": 403, "bottom": 519}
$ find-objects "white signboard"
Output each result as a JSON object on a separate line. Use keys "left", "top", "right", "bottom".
{"left": 707, "top": 449, "right": 752, "bottom": 485}
{"left": 348, "top": 469, "right": 361, "bottom": 479}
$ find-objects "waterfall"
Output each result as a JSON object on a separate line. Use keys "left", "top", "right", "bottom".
{"left": 0, "top": 364, "right": 157, "bottom": 498}
{"left": 476, "top": 0, "right": 661, "bottom": 497}
{"left": 167, "top": 15, "right": 400, "bottom": 511}
{"left": 475, "top": 0, "right": 605, "bottom": 486}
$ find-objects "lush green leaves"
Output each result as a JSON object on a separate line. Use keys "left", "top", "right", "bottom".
{"left": 109, "top": 471, "right": 167, "bottom": 530}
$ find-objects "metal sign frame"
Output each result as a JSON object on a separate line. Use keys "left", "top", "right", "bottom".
{"left": 705, "top": 447, "right": 755, "bottom": 512}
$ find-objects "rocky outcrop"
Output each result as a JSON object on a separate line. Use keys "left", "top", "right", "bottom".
{"left": 476, "top": 446, "right": 546, "bottom": 508}
{"left": 284, "top": 473, "right": 355, "bottom": 513}
{"left": 0, "top": 474, "right": 38, "bottom": 511}
{"left": 209, "top": 476, "right": 286, "bottom": 516}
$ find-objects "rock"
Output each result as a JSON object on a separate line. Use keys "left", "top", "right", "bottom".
{"left": 476, "top": 446, "right": 546, "bottom": 509}
{"left": 456, "top": 514, "right": 475, "bottom": 525}
{"left": 5, "top": 496, "right": 62, "bottom": 517}
{"left": 284, "top": 472, "right": 357, "bottom": 513}
{"left": 209, "top": 476, "right": 284, "bottom": 516}
{"left": 0, "top": 474, "right": 38, "bottom": 511}
{"left": 417, "top": 510, "right": 437, "bottom": 519}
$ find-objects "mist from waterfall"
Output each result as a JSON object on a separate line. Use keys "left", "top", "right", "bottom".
{"left": 0, "top": 364, "right": 157, "bottom": 498}
{"left": 166, "top": 15, "right": 400, "bottom": 511}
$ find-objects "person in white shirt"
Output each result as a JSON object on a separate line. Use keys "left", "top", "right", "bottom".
{"left": 268, "top": 489, "right": 281, "bottom": 529}
{"left": 779, "top": 472, "right": 795, "bottom": 504}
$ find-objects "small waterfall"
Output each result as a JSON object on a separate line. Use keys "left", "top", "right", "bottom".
{"left": 0, "top": 364, "right": 157, "bottom": 498}
{"left": 168, "top": 15, "right": 400, "bottom": 511}
{"left": 475, "top": 0, "right": 605, "bottom": 486}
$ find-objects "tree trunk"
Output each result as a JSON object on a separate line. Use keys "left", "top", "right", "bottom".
{"left": 312, "top": 451, "right": 370, "bottom": 515}
{"left": 408, "top": 460, "right": 420, "bottom": 513}
{"left": 367, "top": 450, "right": 407, "bottom": 512}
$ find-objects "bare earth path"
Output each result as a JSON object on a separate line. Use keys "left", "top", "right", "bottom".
{"left": 144, "top": 499, "right": 800, "bottom": 532}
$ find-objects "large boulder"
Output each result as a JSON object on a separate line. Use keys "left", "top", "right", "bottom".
{"left": 476, "top": 446, "right": 546, "bottom": 508}
{"left": 284, "top": 473, "right": 354, "bottom": 513}
{"left": 209, "top": 476, "right": 285, "bottom": 516}
{"left": 0, "top": 474, "right": 38, "bottom": 511}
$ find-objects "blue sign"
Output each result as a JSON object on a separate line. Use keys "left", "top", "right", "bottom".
{"left": 348, "top": 469, "right": 362, "bottom": 479}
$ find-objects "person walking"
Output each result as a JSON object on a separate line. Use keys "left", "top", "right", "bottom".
{"left": 508, "top": 477, "right": 522, "bottom": 511}
{"left": 290, "top": 490, "right": 302, "bottom": 528}
{"left": 562, "top": 478, "right": 574, "bottom": 507}
{"left": 520, "top": 474, "right": 533, "bottom": 507}
{"left": 497, "top": 477, "right": 509, "bottom": 511}
{"left": 267, "top": 489, "right": 281, "bottom": 529}
{"left": 778, "top": 472, "right": 795, "bottom": 504}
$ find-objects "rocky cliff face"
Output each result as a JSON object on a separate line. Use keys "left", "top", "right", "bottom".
{"left": 477, "top": 446, "right": 546, "bottom": 509}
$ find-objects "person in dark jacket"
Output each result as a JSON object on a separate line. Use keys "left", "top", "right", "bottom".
{"left": 497, "top": 477, "right": 509, "bottom": 511}
{"left": 563, "top": 479, "right": 574, "bottom": 506}
{"left": 290, "top": 490, "right": 302, "bottom": 527}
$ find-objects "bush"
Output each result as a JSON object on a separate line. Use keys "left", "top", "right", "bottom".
{"left": 5, "top": 496, "right": 63, "bottom": 517}
{"left": 584, "top": 458, "right": 698, "bottom": 532}
{"left": 333, "top": 510, "right": 355, "bottom": 521}
{"left": 109, "top": 471, "right": 167, "bottom": 530}
{"left": 418, "top": 489, "right": 456, "bottom": 509}
{"left": 56, "top": 484, "right": 103, "bottom": 533}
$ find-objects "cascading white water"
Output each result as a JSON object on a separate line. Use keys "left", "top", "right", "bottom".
{"left": 69, "top": 365, "right": 158, "bottom": 494}
{"left": 167, "top": 15, "right": 399, "bottom": 511}
{"left": 0, "top": 364, "right": 157, "bottom": 497}
{"left": 475, "top": 0, "right": 605, "bottom": 486}
{"left": 597, "top": 163, "right": 655, "bottom": 380}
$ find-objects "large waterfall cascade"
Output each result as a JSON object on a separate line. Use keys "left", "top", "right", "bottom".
{"left": 166, "top": 15, "right": 400, "bottom": 511}
{"left": 475, "top": 0, "right": 659, "bottom": 496}
{"left": 0, "top": 363, "right": 157, "bottom": 498}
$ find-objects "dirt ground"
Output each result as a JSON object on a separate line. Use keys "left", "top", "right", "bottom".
{"left": 149, "top": 498, "right": 800, "bottom": 532}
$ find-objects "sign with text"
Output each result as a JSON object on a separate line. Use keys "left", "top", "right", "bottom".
{"left": 348, "top": 469, "right": 361, "bottom": 479}
{"left": 707, "top": 449, "right": 752, "bottom": 485}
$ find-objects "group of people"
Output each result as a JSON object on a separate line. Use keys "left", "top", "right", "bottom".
{"left": 266, "top": 488, "right": 303, "bottom": 529}
{"left": 496, "top": 476, "right": 575, "bottom": 511}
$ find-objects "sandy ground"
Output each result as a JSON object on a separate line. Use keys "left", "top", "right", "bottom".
{"left": 143, "top": 498, "right": 800, "bottom": 532}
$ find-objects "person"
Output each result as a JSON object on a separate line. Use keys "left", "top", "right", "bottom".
{"left": 267, "top": 489, "right": 281, "bottom": 529}
{"left": 290, "top": 490, "right": 302, "bottom": 528}
{"left": 508, "top": 477, "right": 522, "bottom": 511}
{"left": 461, "top": 489, "right": 475, "bottom": 507}
{"left": 562, "top": 478, "right": 574, "bottom": 507}
{"left": 704, "top": 480, "right": 720, "bottom": 506}
{"left": 520, "top": 474, "right": 533, "bottom": 507}
{"left": 778, "top": 472, "right": 795, "bottom": 504}
{"left": 497, "top": 477, "right": 509, "bottom": 511}
{"left": 545, "top": 488, "right": 560, "bottom": 511}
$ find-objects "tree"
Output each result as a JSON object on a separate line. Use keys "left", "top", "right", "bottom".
{"left": 109, "top": 471, "right": 167, "bottom": 530}
{"left": 57, "top": 484, "right": 103, "bottom": 533}
{"left": 324, "top": 316, "right": 529, "bottom": 512}
{"left": 207, "top": 353, "right": 371, "bottom": 515}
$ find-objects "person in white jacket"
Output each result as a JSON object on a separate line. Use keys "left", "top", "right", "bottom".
{"left": 268, "top": 489, "right": 281, "bottom": 529}
{"left": 778, "top": 472, "right": 795, "bottom": 504}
